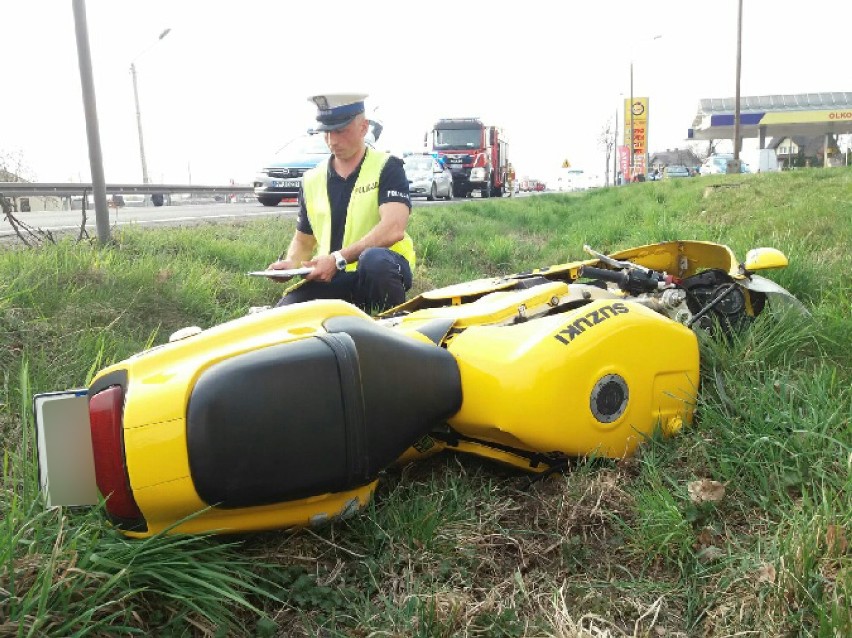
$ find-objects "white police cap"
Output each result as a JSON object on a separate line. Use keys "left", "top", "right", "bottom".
{"left": 309, "top": 93, "right": 368, "bottom": 132}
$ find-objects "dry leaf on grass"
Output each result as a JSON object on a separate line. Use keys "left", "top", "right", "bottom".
{"left": 696, "top": 546, "right": 725, "bottom": 563}
{"left": 825, "top": 524, "right": 848, "bottom": 555}
{"left": 755, "top": 563, "right": 776, "bottom": 584}
{"left": 687, "top": 479, "right": 725, "bottom": 504}
{"left": 693, "top": 527, "right": 716, "bottom": 549}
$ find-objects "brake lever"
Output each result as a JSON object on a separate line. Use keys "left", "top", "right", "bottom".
{"left": 583, "top": 245, "right": 651, "bottom": 273}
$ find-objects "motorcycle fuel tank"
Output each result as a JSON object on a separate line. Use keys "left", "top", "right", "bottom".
{"left": 445, "top": 298, "right": 699, "bottom": 461}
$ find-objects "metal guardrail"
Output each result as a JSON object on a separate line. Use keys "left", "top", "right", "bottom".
{"left": 0, "top": 183, "right": 254, "bottom": 197}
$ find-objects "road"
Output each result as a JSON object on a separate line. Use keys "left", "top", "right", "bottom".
{"left": 0, "top": 196, "right": 493, "bottom": 239}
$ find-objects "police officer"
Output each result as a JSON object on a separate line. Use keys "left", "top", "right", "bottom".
{"left": 268, "top": 93, "right": 415, "bottom": 313}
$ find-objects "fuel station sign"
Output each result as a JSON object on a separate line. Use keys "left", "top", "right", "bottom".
{"left": 623, "top": 97, "right": 649, "bottom": 156}
{"left": 623, "top": 97, "right": 649, "bottom": 178}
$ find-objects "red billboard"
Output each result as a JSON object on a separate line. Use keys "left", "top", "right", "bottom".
{"left": 618, "top": 146, "right": 630, "bottom": 178}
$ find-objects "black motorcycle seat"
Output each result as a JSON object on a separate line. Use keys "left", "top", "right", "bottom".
{"left": 186, "top": 314, "right": 461, "bottom": 508}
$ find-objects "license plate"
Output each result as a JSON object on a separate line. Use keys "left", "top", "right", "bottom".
{"left": 33, "top": 390, "right": 100, "bottom": 507}
{"left": 271, "top": 180, "right": 299, "bottom": 188}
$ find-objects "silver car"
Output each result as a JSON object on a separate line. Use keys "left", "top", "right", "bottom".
{"left": 662, "top": 165, "right": 691, "bottom": 179}
{"left": 404, "top": 155, "right": 453, "bottom": 200}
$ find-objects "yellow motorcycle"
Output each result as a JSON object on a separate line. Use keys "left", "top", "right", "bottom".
{"left": 34, "top": 241, "right": 796, "bottom": 538}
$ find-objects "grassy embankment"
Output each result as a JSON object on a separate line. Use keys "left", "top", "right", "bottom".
{"left": 1, "top": 168, "right": 849, "bottom": 636}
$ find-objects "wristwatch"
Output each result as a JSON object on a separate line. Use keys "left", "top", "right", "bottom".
{"left": 331, "top": 250, "right": 347, "bottom": 271}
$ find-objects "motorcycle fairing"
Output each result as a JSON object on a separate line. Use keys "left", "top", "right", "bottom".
{"left": 384, "top": 241, "right": 746, "bottom": 316}
{"left": 607, "top": 241, "right": 741, "bottom": 279}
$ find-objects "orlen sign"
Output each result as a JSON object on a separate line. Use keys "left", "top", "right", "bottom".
{"left": 761, "top": 109, "right": 852, "bottom": 125}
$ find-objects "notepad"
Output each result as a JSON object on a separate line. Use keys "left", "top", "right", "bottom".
{"left": 247, "top": 267, "right": 313, "bottom": 278}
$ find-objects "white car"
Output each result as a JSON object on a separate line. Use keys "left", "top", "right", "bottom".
{"left": 403, "top": 154, "right": 453, "bottom": 201}
{"left": 700, "top": 154, "right": 749, "bottom": 176}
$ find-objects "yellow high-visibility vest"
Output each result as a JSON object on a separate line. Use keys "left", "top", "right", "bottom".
{"left": 302, "top": 149, "right": 416, "bottom": 270}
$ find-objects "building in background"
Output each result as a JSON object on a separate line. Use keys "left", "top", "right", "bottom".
{"left": 769, "top": 135, "right": 842, "bottom": 168}
{"left": 0, "top": 168, "right": 64, "bottom": 212}
{"left": 688, "top": 93, "right": 852, "bottom": 165}
{"left": 648, "top": 148, "right": 702, "bottom": 174}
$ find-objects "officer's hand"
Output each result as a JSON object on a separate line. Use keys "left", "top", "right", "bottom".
{"left": 304, "top": 255, "right": 337, "bottom": 283}
{"left": 265, "top": 259, "right": 298, "bottom": 282}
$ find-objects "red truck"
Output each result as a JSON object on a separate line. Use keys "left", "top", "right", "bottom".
{"left": 429, "top": 118, "right": 509, "bottom": 198}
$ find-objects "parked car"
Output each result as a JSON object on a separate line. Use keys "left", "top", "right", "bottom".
{"left": 662, "top": 165, "right": 691, "bottom": 179}
{"left": 699, "top": 154, "right": 749, "bottom": 176}
{"left": 253, "top": 121, "right": 383, "bottom": 207}
{"left": 403, "top": 154, "right": 453, "bottom": 200}
{"left": 252, "top": 134, "right": 331, "bottom": 207}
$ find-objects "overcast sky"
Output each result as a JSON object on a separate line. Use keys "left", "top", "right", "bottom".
{"left": 1, "top": 0, "right": 849, "bottom": 185}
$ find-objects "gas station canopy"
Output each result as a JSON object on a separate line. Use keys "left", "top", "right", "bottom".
{"left": 688, "top": 92, "right": 852, "bottom": 144}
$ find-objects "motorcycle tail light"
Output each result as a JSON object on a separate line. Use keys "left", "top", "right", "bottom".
{"left": 89, "top": 385, "right": 144, "bottom": 523}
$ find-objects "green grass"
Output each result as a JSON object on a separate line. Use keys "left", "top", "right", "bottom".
{"left": 1, "top": 168, "right": 850, "bottom": 636}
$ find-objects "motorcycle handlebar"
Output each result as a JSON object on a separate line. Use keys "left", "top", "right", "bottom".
{"left": 579, "top": 265, "right": 667, "bottom": 294}
{"left": 578, "top": 266, "right": 629, "bottom": 287}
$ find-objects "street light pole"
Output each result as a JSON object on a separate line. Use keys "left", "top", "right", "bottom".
{"left": 614, "top": 102, "right": 619, "bottom": 185}
{"left": 627, "top": 36, "right": 661, "bottom": 182}
{"left": 629, "top": 61, "right": 634, "bottom": 181}
{"left": 130, "top": 28, "right": 171, "bottom": 186}
{"left": 130, "top": 62, "right": 149, "bottom": 184}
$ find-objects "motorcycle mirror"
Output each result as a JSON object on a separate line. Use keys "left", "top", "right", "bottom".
{"left": 743, "top": 247, "right": 788, "bottom": 273}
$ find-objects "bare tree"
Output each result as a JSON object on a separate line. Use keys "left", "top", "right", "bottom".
{"left": 0, "top": 148, "right": 34, "bottom": 182}
{"left": 1, "top": 147, "right": 59, "bottom": 246}
{"left": 688, "top": 140, "right": 717, "bottom": 162}
{"left": 1, "top": 149, "right": 32, "bottom": 214}
{"left": 598, "top": 118, "right": 614, "bottom": 187}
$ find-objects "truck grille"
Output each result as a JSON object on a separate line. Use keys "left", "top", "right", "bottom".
{"left": 444, "top": 154, "right": 472, "bottom": 165}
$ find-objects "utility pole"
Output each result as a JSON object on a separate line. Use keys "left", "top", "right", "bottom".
{"left": 733, "top": 0, "right": 743, "bottom": 165}
{"left": 72, "top": 0, "right": 110, "bottom": 244}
